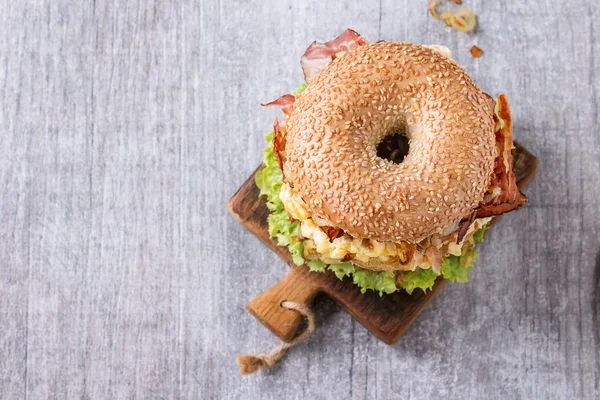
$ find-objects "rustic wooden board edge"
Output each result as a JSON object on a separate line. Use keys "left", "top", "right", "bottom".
{"left": 229, "top": 142, "right": 539, "bottom": 344}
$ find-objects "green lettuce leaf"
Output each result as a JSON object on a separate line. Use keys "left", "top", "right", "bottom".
{"left": 256, "top": 128, "right": 304, "bottom": 265}
{"left": 353, "top": 269, "right": 397, "bottom": 296}
{"left": 494, "top": 99, "right": 506, "bottom": 129}
{"left": 288, "top": 241, "right": 305, "bottom": 266}
{"left": 328, "top": 262, "right": 355, "bottom": 280}
{"left": 440, "top": 251, "right": 479, "bottom": 283}
{"left": 441, "top": 255, "right": 467, "bottom": 283}
{"left": 473, "top": 223, "right": 489, "bottom": 243}
{"left": 307, "top": 259, "right": 327, "bottom": 273}
{"left": 401, "top": 268, "right": 438, "bottom": 295}
{"left": 253, "top": 84, "right": 312, "bottom": 266}
{"left": 440, "top": 225, "right": 487, "bottom": 283}
{"left": 291, "top": 83, "right": 308, "bottom": 96}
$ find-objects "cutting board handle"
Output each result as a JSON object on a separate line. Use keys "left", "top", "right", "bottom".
{"left": 246, "top": 266, "right": 319, "bottom": 342}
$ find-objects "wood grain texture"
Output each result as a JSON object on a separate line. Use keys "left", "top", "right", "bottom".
{"left": 246, "top": 266, "right": 320, "bottom": 342}
{"left": 230, "top": 144, "right": 538, "bottom": 345}
{"left": 0, "top": 0, "right": 598, "bottom": 399}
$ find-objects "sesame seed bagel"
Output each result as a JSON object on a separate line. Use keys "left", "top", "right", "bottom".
{"left": 278, "top": 41, "right": 497, "bottom": 243}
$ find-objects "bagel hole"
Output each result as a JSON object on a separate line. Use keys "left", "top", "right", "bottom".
{"left": 376, "top": 133, "right": 410, "bottom": 164}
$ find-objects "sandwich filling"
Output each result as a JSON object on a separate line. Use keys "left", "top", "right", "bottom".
{"left": 280, "top": 181, "right": 491, "bottom": 272}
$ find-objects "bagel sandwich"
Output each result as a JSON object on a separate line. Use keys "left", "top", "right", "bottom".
{"left": 256, "top": 29, "right": 527, "bottom": 295}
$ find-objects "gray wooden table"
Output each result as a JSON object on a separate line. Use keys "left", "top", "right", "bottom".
{"left": 1, "top": 1, "right": 599, "bottom": 399}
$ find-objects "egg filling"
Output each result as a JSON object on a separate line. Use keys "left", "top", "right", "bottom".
{"left": 279, "top": 182, "right": 491, "bottom": 272}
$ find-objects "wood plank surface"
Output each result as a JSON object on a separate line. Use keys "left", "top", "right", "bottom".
{"left": 0, "top": 0, "right": 598, "bottom": 399}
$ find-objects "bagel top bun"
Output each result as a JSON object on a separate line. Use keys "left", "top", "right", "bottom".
{"left": 277, "top": 41, "right": 497, "bottom": 243}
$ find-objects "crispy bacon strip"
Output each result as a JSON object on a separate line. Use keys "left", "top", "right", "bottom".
{"left": 261, "top": 94, "right": 296, "bottom": 116}
{"left": 475, "top": 95, "right": 528, "bottom": 218}
{"left": 272, "top": 118, "right": 286, "bottom": 170}
{"left": 457, "top": 211, "right": 476, "bottom": 243}
{"left": 261, "top": 94, "right": 295, "bottom": 107}
{"left": 321, "top": 226, "right": 345, "bottom": 242}
{"left": 300, "top": 29, "right": 367, "bottom": 83}
{"left": 261, "top": 29, "right": 366, "bottom": 118}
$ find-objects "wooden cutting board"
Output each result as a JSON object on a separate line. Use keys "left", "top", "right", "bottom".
{"left": 228, "top": 143, "right": 538, "bottom": 344}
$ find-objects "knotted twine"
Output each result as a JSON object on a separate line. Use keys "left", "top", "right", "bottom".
{"left": 236, "top": 301, "right": 315, "bottom": 375}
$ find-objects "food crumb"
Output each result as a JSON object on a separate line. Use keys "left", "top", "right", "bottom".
{"left": 429, "top": 0, "right": 477, "bottom": 32}
{"left": 470, "top": 45, "right": 483, "bottom": 58}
